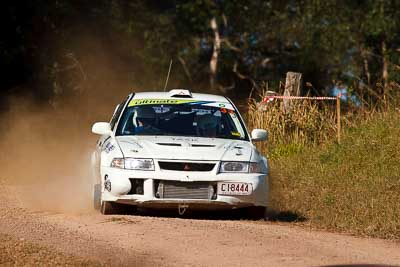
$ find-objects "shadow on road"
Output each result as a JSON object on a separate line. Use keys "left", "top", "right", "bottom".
{"left": 112, "top": 206, "right": 307, "bottom": 223}
{"left": 267, "top": 210, "right": 307, "bottom": 222}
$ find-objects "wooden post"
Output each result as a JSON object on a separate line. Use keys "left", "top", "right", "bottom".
{"left": 336, "top": 96, "right": 341, "bottom": 144}
{"left": 283, "top": 72, "right": 302, "bottom": 113}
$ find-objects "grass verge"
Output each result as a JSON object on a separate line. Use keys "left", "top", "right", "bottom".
{"left": 268, "top": 110, "right": 400, "bottom": 239}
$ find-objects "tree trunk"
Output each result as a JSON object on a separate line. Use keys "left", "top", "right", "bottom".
{"left": 210, "top": 17, "right": 220, "bottom": 91}
{"left": 283, "top": 72, "right": 302, "bottom": 113}
{"left": 361, "top": 47, "right": 371, "bottom": 88}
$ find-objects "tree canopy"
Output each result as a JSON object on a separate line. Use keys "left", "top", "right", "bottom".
{"left": 2, "top": 0, "right": 400, "bottom": 103}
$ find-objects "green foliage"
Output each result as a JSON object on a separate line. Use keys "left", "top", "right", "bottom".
{"left": 2, "top": 1, "right": 400, "bottom": 102}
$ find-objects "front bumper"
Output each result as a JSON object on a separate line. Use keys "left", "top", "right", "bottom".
{"left": 100, "top": 166, "right": 269, "bottom": 209}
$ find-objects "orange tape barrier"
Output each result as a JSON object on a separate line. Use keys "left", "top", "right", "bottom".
{"left": 260, "top": 94, "right": 342, "bottom": 143}
{"left": 262, "top": 95, "right": 340, "bottom": 103}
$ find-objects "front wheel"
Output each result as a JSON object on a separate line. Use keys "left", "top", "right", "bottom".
{"left": 100, "top": 201, "right": 137, "bottom": 215}
{"left": 100, "top": 201, "right": 119, "bottom": 215}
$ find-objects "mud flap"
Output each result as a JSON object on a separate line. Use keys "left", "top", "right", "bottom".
{"left": 93, "top": 184, "right": 101, "bottom": 210}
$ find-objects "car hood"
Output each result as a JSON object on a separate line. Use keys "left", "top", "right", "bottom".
{"left": 116, "top": 136, "right": 253, "bottom": 162}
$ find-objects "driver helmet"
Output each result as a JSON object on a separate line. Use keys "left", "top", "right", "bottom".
{"left": 133, "top": 106, "right": 156, "bottom": 127}
{"left": 197, "top": 114, "right": 220, "bottom": 136}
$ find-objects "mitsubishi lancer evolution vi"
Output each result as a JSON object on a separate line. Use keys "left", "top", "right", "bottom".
{"left": 91, "top": 89, "right": 269, "bottom": 218}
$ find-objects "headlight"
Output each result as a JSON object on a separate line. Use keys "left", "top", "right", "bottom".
{"left": 111, "top": 158, "right": 154, "bottom": 170}
{"left": 249, "top": 162, "right": 263, "bottom": 173}
{"left": 110, "top": 158, "right": 125, "bottom": 168}
{"left": 219, "top": 161, "right": 248, "bottom": 173}
{"left": 219, "top": 161, "right": 264, "bottom": 173}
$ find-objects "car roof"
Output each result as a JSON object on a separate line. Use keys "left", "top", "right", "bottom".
{"left": 131, "top": 91, "right": 230, "bottom": 103}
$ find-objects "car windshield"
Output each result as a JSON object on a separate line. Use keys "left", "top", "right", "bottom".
{"left": 115, "top": 99, "right": 248, "bottom": 140}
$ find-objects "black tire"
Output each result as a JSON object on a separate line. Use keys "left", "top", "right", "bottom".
{"left": 246, "top": 206, "right": 268, "bottom": 221}
{"left": 100, "top": 201, "right": 119, "bottom": 215}
{"left": 123, "top": 205, "right": 138, "bottom": 215}
{"left": 93, "top": 184, "right": 101, "bottom": 210}
{"left": 100, "top": 201, "right": 137, "bottom": 215}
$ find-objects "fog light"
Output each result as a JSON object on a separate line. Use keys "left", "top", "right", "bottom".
{"left": 128, "top": 179, "right": 144, "bottom": 195}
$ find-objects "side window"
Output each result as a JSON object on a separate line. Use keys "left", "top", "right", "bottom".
{"left": 110, "top": 100, "right": 126, "bottom": 130}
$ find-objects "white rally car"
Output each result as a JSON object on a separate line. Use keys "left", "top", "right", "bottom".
{"left": 91, "top": 89, "right": 269, "bottom": 218}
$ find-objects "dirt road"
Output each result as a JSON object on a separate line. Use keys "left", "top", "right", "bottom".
{"left": 0, "top": 181, "right": 399, "bottom": 267}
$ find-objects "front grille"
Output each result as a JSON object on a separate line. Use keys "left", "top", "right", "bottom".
{"left": 158, "top": 162, "right": 215, "bottom": 172}
{"left": 155, "top": 180, "right": 217, "bottom": 200}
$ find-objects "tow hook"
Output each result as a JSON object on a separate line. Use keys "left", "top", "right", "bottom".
{"left": 178, "top": 204, "right": 189, "bottom": 215}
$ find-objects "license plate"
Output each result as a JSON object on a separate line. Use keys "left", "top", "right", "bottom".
{"left": 217, "top": 182, "right": 253, "bottom": 196}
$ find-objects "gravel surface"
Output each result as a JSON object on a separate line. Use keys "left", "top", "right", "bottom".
{"left": 0, "top": 180, "right": 399, "bottom": 267}
{"left": 0, "top": 233, "right": 100, "bottom": 267}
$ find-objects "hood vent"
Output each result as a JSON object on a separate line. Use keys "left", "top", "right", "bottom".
{"left": 191, "top": 144, "right": 216, "bottom": 147}
{"left": 156, "top": 143, "right": 182, "bottom": 146}
{"left": 156, "top": 143, "right": 216, "bottom": 148}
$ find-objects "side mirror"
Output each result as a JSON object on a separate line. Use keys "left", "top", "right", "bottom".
{"left": 92, "top": 122, "right": 112, "bottom": 136}
{"left": 251, "top": 129, "right": 268, "bottom": 142}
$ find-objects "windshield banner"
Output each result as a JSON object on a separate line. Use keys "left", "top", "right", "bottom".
{"left": 128, "top": 99, "right": 234, "bottom": 109}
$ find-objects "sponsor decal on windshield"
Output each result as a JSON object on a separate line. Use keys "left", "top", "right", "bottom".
{"left": 231, "top": 131, "right": 241, "bottom": 137}
{"left": 201, "top": 102, "right": 234, "bottom": 110}
{"left": 129, "top": 99, "right": 201, "bottom": 106}
{"left": 128, "top": 98, "right": 235, "bottom": 110}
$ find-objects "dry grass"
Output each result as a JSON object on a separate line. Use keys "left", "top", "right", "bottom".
{"left": 268, "top": 110, "right": 400, "bottom": 239}
{"left": 246, "top": 86, "right": 400, "bottom": 239}
{"left": 247, "top": 91, "right": 338, "bottom": 158}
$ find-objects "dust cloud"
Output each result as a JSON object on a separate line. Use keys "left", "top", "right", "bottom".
{"left": 0, "top": 29, "right": 178, "bottom": 213}
{"left": 0, "top": 36, "right": 138, "bottom": 213}
{"left": 0, "top": 96, "right": 97, "bottom": 213}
